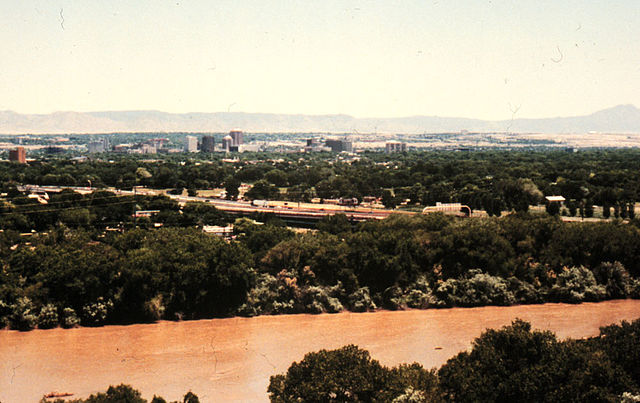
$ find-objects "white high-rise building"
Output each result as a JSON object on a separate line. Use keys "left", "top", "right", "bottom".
{"left": 185, "top": 135, "right": 198, "bottom": 152}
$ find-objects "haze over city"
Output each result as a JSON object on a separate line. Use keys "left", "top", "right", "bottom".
{"left": 1, "top": 1, "right": 639, "bottom": 121}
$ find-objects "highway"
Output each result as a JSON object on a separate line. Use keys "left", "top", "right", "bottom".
{"left": 18, "top": 185, "right": 407, "bottom": 222}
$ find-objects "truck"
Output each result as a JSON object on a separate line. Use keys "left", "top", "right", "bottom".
{"left": 251, "top": 199, "right": 270, "bottom": 208}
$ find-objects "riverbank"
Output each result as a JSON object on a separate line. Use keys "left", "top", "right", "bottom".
{"left": 2, "top": 299, "right": 639, "bottom": 402}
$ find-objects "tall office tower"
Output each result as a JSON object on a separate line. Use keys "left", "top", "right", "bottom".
{"left": 185, "top": 135, "right": 198, "bottom": 152}
{"left": 201, "top": 136, "right": 216, "bottom": 152}
{"left": 229, "top": 130, "right": 244, "bottom": 146}
{"left": 9, "top": 147, "right": 26, "bottom": 163}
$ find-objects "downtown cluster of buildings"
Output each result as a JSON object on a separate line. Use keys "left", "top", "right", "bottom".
{"left": 2, "top": 130, "right": 410, "bottom": 161}
{"left": 304, "top": 138, "right": 407, "bottom": 154}
{"left": 91, "top": 130, "right": 259, "bottom": 154}
{"left": 188, "top": 130, "right": 256, "bottom": 153}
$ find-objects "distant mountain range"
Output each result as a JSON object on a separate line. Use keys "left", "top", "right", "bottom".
{"left": 1, "top": 104, "right": 639, "bottom": 134}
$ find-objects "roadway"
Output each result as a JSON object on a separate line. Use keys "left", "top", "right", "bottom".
{"left": 19, "top": 185, "right": 405, "bottom": 222}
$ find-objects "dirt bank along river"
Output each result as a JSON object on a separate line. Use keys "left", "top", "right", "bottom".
{"left": 1, "top": 300, "right": 640, "bottom": 402}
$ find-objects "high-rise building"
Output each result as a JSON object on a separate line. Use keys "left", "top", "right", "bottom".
{"left": 325, "top": 139, "right": 353, "bottom": 153}
{"left": 229, "top": 130, "right": 244, "bottom": 146}
{"left": 385, "top": 141, "right": 407, "bottom": 153}
{"left": 222, "top": 135, "right": 233, "bottom": 152}
{"left": 87, "top": 138, "right": 109, "bottom": 153}
{"left": 201, "top": 136, "right": 216, "bottom": 152}
{"left": 9, "top": 147, "right": 26, "bottom": 163}
{"left": 185, "top": 135, "right": 198, "bottom": 152}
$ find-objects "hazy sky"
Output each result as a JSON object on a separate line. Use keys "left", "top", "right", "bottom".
{"left": 1, "top": 1, "right": 639, "bottom": 119}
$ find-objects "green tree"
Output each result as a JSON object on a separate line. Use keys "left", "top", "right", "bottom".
{"left": 268, "top": 345, "right": 390, "bottom": 402}
{"left": 316, "top": 213, "right": 352, "bottom": 235}
{"left": 381, "top": 189, "right": 399, "bottom": 209}
{"left": 224, "top": 176, "right": 240, "bottom": 200}
{"left": 246, "top": 179, "right": 279, "bottom": 200}
{"left": 439, "top": 319, "right": 634, "bottom": 402}
{"left": 265, "top": 169, "right": 289, "bottom": 187}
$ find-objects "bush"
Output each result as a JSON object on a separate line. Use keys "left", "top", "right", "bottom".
{"left": 300, "top": 286, "right": 343, "bottom": 314}
{"left": 464, "top": 272, "right": 515, "bottom": 306}
{"left": 143, "top": 295, "right": 166, "bottom": 321}
{"left": 0, "top": 299, "right": 11, "bottom": 328}
{"left": 404, "top": 276, "right": 436, "bottom": 309}
{"left": 405, "top": 289, "right": 432, "bottom": 309}
{"left": 238, "top": 273, "right": 294, "bottom": 316}
{"left": 38, "top": 303, "right": 59, "bottom": 329}
{"left": 382, "top": 286, "right": 405, "bottom": 310}
{"left": 348, "top": 287, "right": 377, "bottom": 312}
{"left": 507, "top": 277, "right": 542, "bottom": 304}
{"left": 81, "top": 297, "right": 114, "bottom": 326}
{"left": 594, "top": 261, "right": 631, "bottom": 299}
{"left": 62, "top": 307, "right": 80, "bottom": 328}
{"left": 631, "top": 279, "right": 640, "bottom": 299}
{"left": 434, "top": 271, "right": 515, "bottom": 307}
{"left": 550, "top": 266, "right": 606, "bottom": 303}
{"left": 10, "top": 296, "right": 37, "bottom": 331}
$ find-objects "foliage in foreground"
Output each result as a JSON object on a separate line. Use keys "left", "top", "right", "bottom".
{"left": 42, "top": 384, "right": 199, "bottom": 403}
{"left": 268, "top": 345, "right": 442, "bottom": 402}
{"left": 269, "top": 318, "right": 640, "bottom": 402}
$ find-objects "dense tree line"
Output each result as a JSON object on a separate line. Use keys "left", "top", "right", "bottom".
{"left": 0, "top": 227, "right": 253, "bottom": 329}
{"left": 2, "top": 210, "right": 640, "bottom": 330}
{"left": 269, "top": 318, "right": 640, "bottom": 402}
{"left": 3, "top": 149, "right": 640, "bottom": 213}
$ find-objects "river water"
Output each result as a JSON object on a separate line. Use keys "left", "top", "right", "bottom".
{"left": 1, "top": 300, "right": 639, "bottom": 402}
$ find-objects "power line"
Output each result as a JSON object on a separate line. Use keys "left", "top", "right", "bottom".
{"left": 0, "top": 199, "right": 138, "bottom": 216}
{"left": 6, "top": 194, "right": 131, "bottom": 208}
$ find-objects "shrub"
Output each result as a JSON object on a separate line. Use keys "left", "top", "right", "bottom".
{"left": 631, "top": 279, "right": 640, "bottom": 299}
{"left": 0, "top": 299, "right": 11, "bottom": 328}
{"left": 300, "top": 286, "right": 344, "bottom": 314}
{"left": 404, "top": 276, "right": 436, "bottom": 309}
{"left": 10, "top": 296, "right": 37, "bottom": 331}
{"left": 143, "top": 295, "right": 166, "bottom": 321}
{"left": 594, "top": 261, "right": 631, "bottom": 299}
{"left": 238, "top": 273, "right": 295, "bottom": 316}
{"left": 62, "top": 307, "right": 80, "bottom": 328}
{"left": 507, "top": 277, "right": 542, "bottom": 304}
{"left": 434, "top": 271, "right": 515, "bottom": 307}
{"left": 550, "top": 266, "right": 606, "bottom": 303}
{"left": 81, "top": 297, "right": 114, "bottom": 326}
{"left": 38, "top": 304, "right": 59, "bottom": 329}
{"left": 348, "top": 287, "right": 377, "bottom": 312}
{"left": 405, "top": 289, "right": 433, "bottom": 309}
{"left": 382, "top": 286, "right": 405, "bottom": 310}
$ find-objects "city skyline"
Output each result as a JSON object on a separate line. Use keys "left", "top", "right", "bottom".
{"left": 1, "top": 1, "right": 639, "bottom": 120}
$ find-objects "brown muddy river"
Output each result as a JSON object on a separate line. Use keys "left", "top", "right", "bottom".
{"left": 1, "top": 300, "right": 640, "bottom": 402}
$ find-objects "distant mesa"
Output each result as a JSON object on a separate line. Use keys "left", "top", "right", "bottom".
{"left": 0, "top": 105, "right": 639, "bottom": 134}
